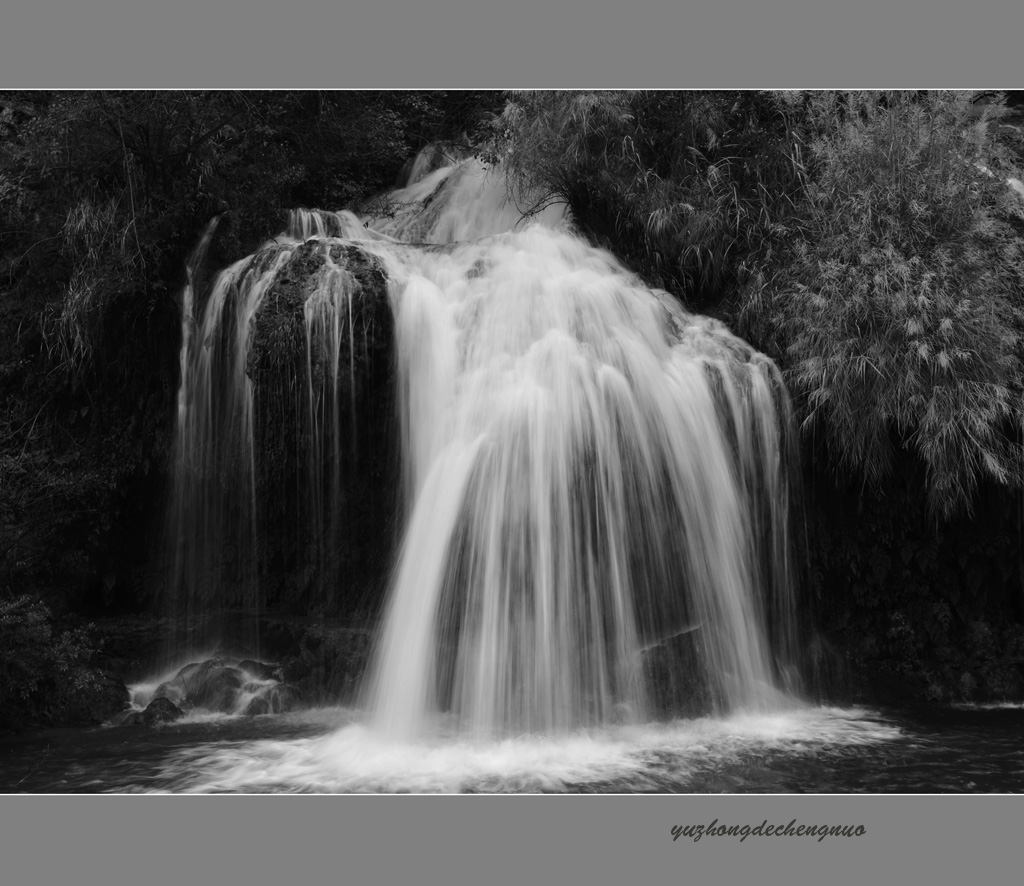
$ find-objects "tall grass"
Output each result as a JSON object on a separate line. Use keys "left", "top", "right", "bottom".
{"left": 498, "top": 91, "right": 799, "bottom": 309}
{"left": 42, "top": 192, "right": 147, "bottom": 381}
{"left": 741, "top": 91, "right": 1024, "bottom": 516}
{"left": 499, "top": 90, "right": 1024, "bottom": 516}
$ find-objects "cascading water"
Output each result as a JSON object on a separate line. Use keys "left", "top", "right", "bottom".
{"left": 164, "top": 209, "right": 396, "bottom": 658}
{"left": 167, "top": 149, "right": 801, "bottom": 741}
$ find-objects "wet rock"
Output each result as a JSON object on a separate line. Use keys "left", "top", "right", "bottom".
{"left": 241, "top": 681, "right": 300, "bottom": 716}
{"left": 244, "top": 696, "right": 271, "bottom": 716}
{"left": 174, "top": 662, "right": 204, "bottom": 683}
{"left": 141, "top": 697, "right": 184, "bottom": 726}
{"left": 188, "top": 665, "right": 244, "bottom": 712}
{"left": 261, "top": 683, "right": 300, "bottom": 713}
{"left": 237, "top": 659, "right": 280, "bottom": 681}
{"left": 152, "top": 680, "right": 187, "bottom": 707}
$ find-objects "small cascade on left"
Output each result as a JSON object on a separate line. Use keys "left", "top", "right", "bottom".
{"left": 162, "top": 209, "right": 398, "bottom": 667}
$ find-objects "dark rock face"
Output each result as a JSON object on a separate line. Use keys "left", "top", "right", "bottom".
{"left": 246, "top": 241, "right": 399, "bottom": 621}
{"left": 163, "top": 236, "right": 400, "bottom": 661}
{"left": 264, "top": 622, "right": 373, "bottom": 706}
{"left": 641, "top": 630, "right": 714, "bottom": 720}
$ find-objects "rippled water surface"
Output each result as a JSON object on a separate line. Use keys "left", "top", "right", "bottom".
{"left": 3, "top": 703, "right": 1023, "bottom": 793}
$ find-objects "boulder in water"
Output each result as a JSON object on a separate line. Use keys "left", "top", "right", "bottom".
{"left": 188, "top": 665, "right": 245, "bottom": 712}
{"left": 110, "top": 696, "right": 185, "bottom": 727}
{"left": 174, "top": 662, "right": 204, "bottom": 683}
{"left": 152, "top": 680, "right": 187, "bottom": 707}
{"left": 243, "top": 696, "right": 271, "bottom": 716}
{"left": 146, "top": 661, "right": 210, "bottom": 707}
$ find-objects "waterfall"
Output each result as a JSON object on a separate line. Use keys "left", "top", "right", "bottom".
{"left": 165, "top": 209, "right": 392, "bottom": 652}
{"left": 168, "top": 151, "right": 800, "bottom": 737}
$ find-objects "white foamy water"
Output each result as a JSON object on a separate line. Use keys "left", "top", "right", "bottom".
{"left": 144, "top": 706, "right": 901, "bottom": 794}
{"left": 361, "top": 153, "right": 568, "bottom": 243}
{"left": 360, "top": 194, "right": 800, "bottom": 737}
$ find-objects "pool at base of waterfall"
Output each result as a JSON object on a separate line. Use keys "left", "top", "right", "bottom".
{"left": 3, "top": 703, "right": 1024, "bottom": 793}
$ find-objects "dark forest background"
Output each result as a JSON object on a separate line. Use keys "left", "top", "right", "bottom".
{"left": 3, "top": 90, "right": 1024, "bottom": 727}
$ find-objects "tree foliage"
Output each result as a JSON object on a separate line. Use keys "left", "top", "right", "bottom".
{"left": 0, "top": 594, "right": 99, "bottom": 725}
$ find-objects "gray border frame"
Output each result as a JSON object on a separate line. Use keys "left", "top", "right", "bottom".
{"left": 2, "top": 2, "right": 1023, "bottom": 883}
{"left": 2, "top": 2, "right": 1022, "bottom": 86}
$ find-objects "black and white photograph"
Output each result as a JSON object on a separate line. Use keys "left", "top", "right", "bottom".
{"left": 3, "top": 88, "right": 1024, "bottom": 801}
{"left": 3, "top": 2, "right": 1024, "bottom": 870}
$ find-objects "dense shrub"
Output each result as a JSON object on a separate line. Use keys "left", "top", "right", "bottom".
{"left": 741, "top": 91, "right": 1024, "bottom": 516}
{"left": 0, "top": 594, "right": 100, "bottom": 725}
